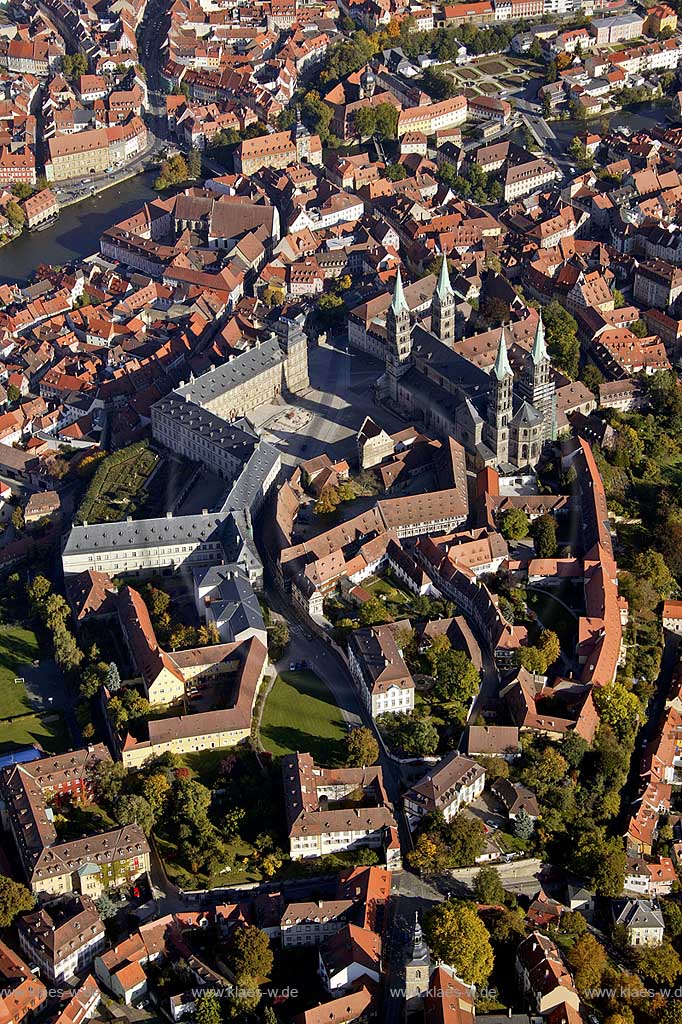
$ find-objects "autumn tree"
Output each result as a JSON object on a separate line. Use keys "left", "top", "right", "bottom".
{"left": 0, "top": 875, "right": 34, "bottom": 927}
{"left": 345, "top": 726, "right": 379, "bottom": 767}
{"left": 226, "top": 925, "right": 273, "bottom": 980}
{"left": 568, "top": 933, "right": 607, "bottom": 993}
{"left": 424, "top": 901, "right": 494, "bottom": 987}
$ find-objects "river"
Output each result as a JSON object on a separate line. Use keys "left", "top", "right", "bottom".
{"left": 0, "top": 171, "right": 159, "bottom": 285}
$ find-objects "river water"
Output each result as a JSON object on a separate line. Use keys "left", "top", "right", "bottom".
{"left": 0, "top": 171, "right": 158, "bottom": 285}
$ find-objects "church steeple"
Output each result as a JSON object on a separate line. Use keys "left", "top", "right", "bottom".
{"left": 391, "top": 267, "right": 408, "bottom": 315}
{"left": 404, "top": 913, "right": 431, "bottom": 1019}
{"left": 493, "top": 324, "right": 513, "bottom": 380}
{"left": 386, "top": 268, "right": 412, "bottom": 404}
{"left": 531, "top": 311, "right": 548, "bottom": 364}
{"left": 519, "top": 311, "right": 555, "bottom": 445}
{"left": 432, "top": 252, "right": 455, "bottom": 348}
{"left": 485, "top": 325, "right": 513, "bottom": 468}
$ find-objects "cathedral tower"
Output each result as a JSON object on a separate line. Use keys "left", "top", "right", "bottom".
{"left": 485, "top": 325, "right": 513, "bottom": 468}
{"left": 386, "top": 269, "right": 412, "bottom": 403}
{"left": 431, "top": 252, "right": 455, "bottom": 348}
{"left": 518, "top": 312, "right": 555, "bottom": 442}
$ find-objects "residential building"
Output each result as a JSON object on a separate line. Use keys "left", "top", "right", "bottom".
{"left": 348, "top": 624, "right": 415, "bottom": 717}
{"left": 17, "top": 896, "right": 106, "bottom": 983}
{"left": 403, "top": 753, "right": 485, "bottom": 828}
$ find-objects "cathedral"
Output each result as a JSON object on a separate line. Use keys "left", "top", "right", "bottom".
{"left": 383, "top": 257, "right": 557, "bottom": 471}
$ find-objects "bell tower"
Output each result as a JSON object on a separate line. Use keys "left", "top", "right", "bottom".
{"left": 431, "top": 252, "right": 455, "bottom": 348}
{"left": 519, "top": 312, "right": 555, "bottom": 442}
{"left": 404, "top": 914, "right": 431, "bottom": 1020}
{"left": 386, "top": 268, "right": 412, "bottom": 404}
{"left": 485, "top": 325, "right": 514, "bottom": 468}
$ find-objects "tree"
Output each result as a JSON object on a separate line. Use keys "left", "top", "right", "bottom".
{"left": 378, "top": 710, "right": 439, "bottom": 756}
{"left": 447, "top": 814, "right": 486, "bottom": 867}
{"left": 632, "top": 550, "right": 675, "bottom": 601}
{"left": 345, "top": 727, "right": 379, "bottom": 767}
{"left": 93, "top": 759, "right": 127, "bottom": 806}
{"left": 593, "top": 683, "right": 640, "bottom": 740}
{"left": 513, "top": 807, "right": 535, "bottom": 840}
{"left": 532, "top": 514, "right": 558, "bottom": 558}
{"left": 407, "top": 833, "right": 449, "bottom": 874}
{"left": 187, "top": 148, "right": 202, "bottom": 178}
{"left": 227, "top": 924, "right": 273, "bottom": 979}
{"left": 0, "top": 875, "right": 34, "bottom": 926}
{"left": 473, "top": 866, "right": 505, "bottom": 905}
{"left": 358, "top": 596, "right": 391, "bottom": 626}
{"left": 354, "top": 106, "right": 378, "bottom": 139}
{"left": 6, "top": 383, "right": 20, "bottom": 403}
{"left": 106, "top": 662, "right": 122, "bottom": 693}
{"left": 116, "top": 795, "right": 155, "bottom": 835}
{"left": 195, "top": 993, "right": 222, "bottom": 1024}
{"left": 11, "top": 505, "right": 24, "bottom": 531}
{"left": 568, "top": 933, "right": 607, "bottom": 993}
{"left": 522, "top": 747, "right": 567, "bottom": 796}
{"left": 315, "top": 485, "right": 340, "bottom": 516}
{"left": 62, "top": 53, "right": 88, "bottom": 79}
{"left": 562, "top": 910, "right": 588, "bottom": 936}
{"left": 11, "top": 182, "right": 32, "bottom": 200}
{"left": 384, "top": 162, "right": 407, "bottom": 181}
{"left": 122, "top": 689, "right": 151, "bottom": 721}
{"left": 562, "top": 732, "right": 589, "bottom": 769}
{"left": 424, "top": 901, "right": 494, "bottom": 988}
{"left": 95, "top": 893, "right": 117, "bottom": 920}
{"left": 612, "top": 288, "right": 625, "bottom": 308}
{"left": 543, "top": 300, "right": 579, "bottom": 378}
{"left": 432, "top": 648, "right": 479, "bottom": 710}
{"left": 141, "top": 773, "right": 172, "bottom": 816}
{"left": 5, "top": 201, "right": 25, "bottom": 233}
{"left": 27, "top": 574, "right": 51, "bottom": 613}
{"left": 53, "top": 628, "right": 83, "bottom": 672}
{"left": 422, "top": 67, "right": 457, "bottom": 100}
{"left": 635, "top": 941, "right": 681, "bottom": 985}
{"left": 500, "top": 508, "right": 529, "bottom": 541}
{"left": 268, "top": 622, "right": 289, "bottom": 658}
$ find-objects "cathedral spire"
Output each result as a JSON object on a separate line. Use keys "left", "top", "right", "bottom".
{"left": 436, "top": 251, "right": 452, "bottom": 301}
{"left": 493, "top": 325, "right": 513, "bottom": 381}
{"left": 531, "top": 312, "right": 548, "bottom": 364}
{"left": 391, "top": 268, "right": 408, "bottom": 316}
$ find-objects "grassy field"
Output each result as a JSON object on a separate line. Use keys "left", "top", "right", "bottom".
{"left": 0, "top": 713, "right": 69, "bottom": 754}
{"left": 0, "top": 624, "right": 70, "bottom": 754}
{"left": 75, "top": 441, "right": 159, "bottom": 525}
{"left": 261, "top": 670, "right": 346, "bottom": 765}
{"left": 0, "top": 625, "right": 39, "bottom": 719}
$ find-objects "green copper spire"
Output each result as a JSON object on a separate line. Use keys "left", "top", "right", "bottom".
{"left": 436, "top": 252, "right": 452, "bottom": 301}
{"left": 531, "top": 311, "right": 548, "bottom": 364}
{"left": 493, "top": 325, "right": 513, "bottom": 381}
{"left": 391, "top": 268, "right": 408, "bottom": 315}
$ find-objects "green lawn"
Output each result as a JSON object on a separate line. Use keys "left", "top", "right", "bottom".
{"left": 0, "top": 713, "right": 69, "bottom": 754}
{"left": 260, "top": 671, "right": 346, "bottom": 765}
{"left": 0, "top": 625, "right": 40, "bottom": 719}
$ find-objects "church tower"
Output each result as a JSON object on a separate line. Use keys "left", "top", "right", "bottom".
{"left": 519, "top": 312, "right": 555, "bottom": 442}
{"left": 386, "top": 269, "right": 412, "bottom": 404}
{"left": 485, "top": 325, "right": 513, "bottom": 468}
{"left": 404, "top": 914, "right": 430, "bottom": 1020}
{"left": 431, "top": 252, "right": 455, "bottom": 348}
